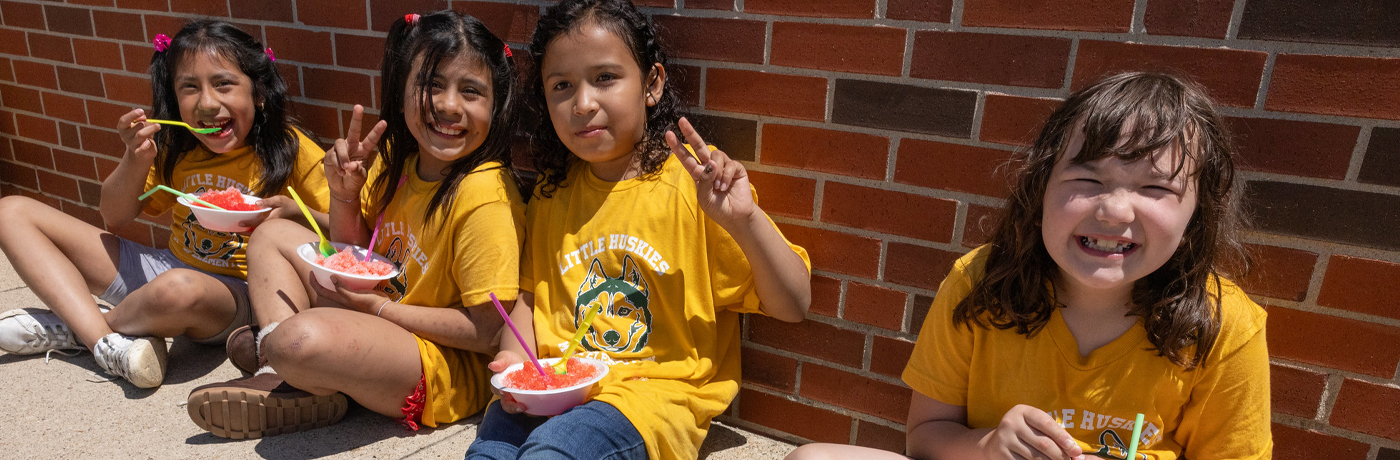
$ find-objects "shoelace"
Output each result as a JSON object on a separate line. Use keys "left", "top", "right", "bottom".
{"left": 31, "top": 321, "right": 79, "bottom": 350}
{"left": 43, "top": 348, "right": 81, "bottom": 364}
{"left": 95, "top": 336, "right": 133, "bottom": 380}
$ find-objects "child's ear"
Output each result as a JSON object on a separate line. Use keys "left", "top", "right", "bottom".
{"left": 645, "top": 63, "right": 665, "bottom": 107}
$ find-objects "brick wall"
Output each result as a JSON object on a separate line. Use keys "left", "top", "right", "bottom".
{"left": 0, "top": 0, "right": 1398, "bottom": 457}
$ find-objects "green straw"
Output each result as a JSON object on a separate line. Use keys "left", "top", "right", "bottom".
{"left": 138, "top": 185, "right": 226, "bottom": 210}
{"left": 1125, "top": 413, "right": 1145, "bottom": 460}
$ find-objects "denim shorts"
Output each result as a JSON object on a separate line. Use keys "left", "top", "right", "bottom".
{"left": 98, "top": 236, "right": 252, "bottom": 344}
{"left": 464, "top": 400, "right": 648, "bottom": 460}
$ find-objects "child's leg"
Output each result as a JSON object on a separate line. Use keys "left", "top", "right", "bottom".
{"left": 785, "top": 443, "right": 912, "bottom": 460}
{"left": 465, "top": 401, "right": 552, "bottom": 459}
{"left": 103, "top": 268, "right": 241, "bottom": 340}
{"left": 244, "top": 219, "right": 324, "bottom": 327}
{"left": 259, "top": 308, "right": 423, "bottom": 415}
{"left": 512, "top": 401, "right": 648, "bottom": 460}
{"left": 0, "top": 195, "right": 122, "bottom": 347}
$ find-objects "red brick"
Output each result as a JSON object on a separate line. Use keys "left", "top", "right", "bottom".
{"left": 11, "top": 139, "right": 53, "bottom": 169}
{"left": 670, "top": 64, "right": 700, "bottom": 107}
{"left": 42, "top": 92, "right": 88, "bottom": 124}
{"left": 85, "top": 100, "right": 132, "bottom": 132}
{"left": 1330, "top": 379, "right": 1400, "bottom": 442}
{"left": 979, "top": 94, "right": 1060, "bottom": 147}
{"left": 771, "top": 23, "right": 903, "bottom": 76}
{"left": 887, "top": 0, "right": 952, "bottom": 22}
{"left": 265, "top": 27, "right": 333, "bottom": 67}
{"left": 0, "top": 110, "right": 14, "bottom": 135}
{"left": 27, "top": 32, "right": 74, "bottom": 63}
{"left": 0, "top": 28, "right": 28, "bottom": 56}
{"left": 963, "top": 204, "right": 1000, "bottom": 248}
{"left": 895, "top": 140, "right": 1013, "bottom": 199}
{"left": 809, "top": 274, "right": 841, "bottom": 317}
{"left": 801, "top": 363, "right": 912, "bottom": 422}
{"left": 52, "top": 149, "right": 97, "bottom": 181}
{"left": 122, "top": 44, "right": 152, "bottom": 73}
{"left": 1270, "top": 364, "right": 1325, "bottom": 419}
{"left": 95, "top": 157, "right": 118, "bottom": 177}
{"left": 760, "top": 124, "right": 887, "bottom": 180}
{"left": 453, "top": 2, "right": 539, "bottom": 44}
{"left": 745, "top": 0, "right": 874, "bottom": 18}
{"left": 102, "top": 74, "right": 151, "bottom": 107}
{"left": 651, "top": 16, "right": 764, "bottom": 65}
{"left": 1, "top": 83, "right": 44, "bottom": 113}
{"left": 142, "top": 15, "right": 188, "bottom": 43}
{"left": 685, "top": 0, "right": 733, "bottom": 10}
{"left": 741, "top": 347, "right": 798, "bottom": 393}
{"left": 1318, "top": 255, "right": 1400, "bottom": 320}
{"left": 169, "top": 0, "right": 227, "bottom": 16}
{"left": 72, "top": 39, "right": 123, "bottom": 71}
{"left": 15, "top": 113, "right": 57, "bottom": 144}
{"left": 337, "top": 108, "right": 381, "bottom": 140}
{"left": 1237, "top": 244, "right": 1316, "bottom": 302}
{"left": 843, "top": 282, "right": 906, "bottom": 331}
{"left": 1072, "top": 41, "right": 1268, "bottom": 108}
{"left": 749, "top": 314, "right": 866, "bottom": 368}
{"left": 333, "top": 34, "right": 384, "bottom": 71}
{"left": 229, "top": 0, "right": 290, "bottom": 21}
{"left": 1227, "top": 116, "right": 1358, "bottom": 180}
{"left": 294, "top": 103, "right": 341, "bottom": 143}
{"left": 12, "top": 61, "right": 56, "bottom": 90}
{"left": 870, "top": 334, "right": 914, "bottom": 378}
{"left": 0, "top": 137, "right": 9, "bottom": 160}
{"left": 1272, "top": 424, "right": 1369, "bottom": 460}
{"left": 706, "top": 69, "right": 827, "bottom": 121}
{"left": 302, "top": 68, "right": 373, "bottom": 107}
{"left": 105, "top": 215, "right": 155, "bottom": 245}
{"left": 822, "top": 182, "right": 957, "bottom": 243}
{"left": 0, "top": 160, "right": 39, "bottom": 190}
{"left": 0, "top": 58, "right": 11, "bottom": 82}
{"left": 1144, "top": 0, "right": 1232, "bottom": 39}
{"left": 36, "top": 169, "right": 79, "bottom": 202}
{"left": 1267, "top": 54, "right": 1400, "bottom": 121}
{"left": 633, "top": 0, "right": 674, "bottom": 6}
{"left": 1, "top": 1, "right": 46, "bottom": 30}
{"left": 911, "top": 31, "right": 1070, "bottom": 88}
{"left": 150, "top": 220, "right": 171, "bottom": 249}
{"left": 964, "top": 0, "right": 1132, "bottom": 32}
{"left": 61, "top": 199, "right": 103, "bottom": 228}
{"left": 295, "top": 0, "right": 367, "bottom": 29}
{"left": 777, "top": 223, "right": 881, "bottom": 278}
{"left": 81, "top": 127, "right": 124, "bottom": 160}
{"left": 855, "top": 420, "right": 906, "bottom": 453}
{"left": 738, "top": 388, "right": 852, "bottom": 443}
{"left": 78, "top": 178, "right": 102, "bottom": 206}
{"left": 92, "top": 10, "right": 144, "bottom": 42}
{"left": 278, "top": 63, "right": 300, "bottom": 98}
{"left": 116, "top": 0, "right": 169, "bottom": 12}
{"left": 885, "top": 243, "right": 963, "bottom": 290}
{"left": 58, "top": 122, "right": 79, "bottom": 149}
{"left": 56, "top": 66, "right": 103, "bottom": 98}
{"left": 369, "top": 0, "right": 446, "bottom": 32}
{"left": 747, "top": 170, "right": 815, "bottom": 220}
{"left": 44, "top": 5, "right": 94, "bottom": 36}
{"left": 1267, "top": 307, "right": 1400, "bottom": 378}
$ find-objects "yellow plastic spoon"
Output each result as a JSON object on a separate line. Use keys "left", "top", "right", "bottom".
{"left": 553, "top": 303, "right": 604, "bottom": 375}
{"left": 285, "top": 186, "right": 334, "bottom": 257}
{"left": 143, "top": 119, "right": 222, "bottom": 134}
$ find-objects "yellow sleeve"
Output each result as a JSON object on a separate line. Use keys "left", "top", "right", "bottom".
{"left": 711, "top": 185, "right": 811, "bottom": 314}
{"left": 286, "top": 131, "right": 330, "bottom": 213}
{"left": 518, "top": 189, "right": 544, "bottom": 293}
{"left": 1177, "top": 310, "right": 1273, "bottom": 459}
{"left": 453, "top": 199, "right": 526, "bottom": 308}
{"left": 901, "top": 255, "right": 978, "bottom": 406}
{"left": 141, "top": 164, "right": 175, "bottom": 217}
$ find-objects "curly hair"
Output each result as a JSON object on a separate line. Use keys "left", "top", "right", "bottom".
{"left": 526, "top": 0, "right": 686, "bottom": 198}
{"left": 954, "top": 72, "right": 1252, "bottom": 370}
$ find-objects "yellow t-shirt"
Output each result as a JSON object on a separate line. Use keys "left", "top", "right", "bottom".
{"left": 142, "top": 130, "right": 329, "bottom": 278}
{"left": 902, "top": 246, "right": 1272, "bottom": 460}
{"left": 520, "top": 155, "right": 810, "bottom": 460}
{"left": 362, "top": 157, "right": 525, "bottom": 427}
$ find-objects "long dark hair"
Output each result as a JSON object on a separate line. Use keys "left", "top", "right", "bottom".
{"left": 148, "top": 19, "right": 297, "bottom": 197}
{"left": 955, "top": 72, "right": 1251, "bottom": 370}
{"left": 527, "top": 0, "right": 685, "bottom": 198}
{"left": 372, "top": 10, "right": 518, "bottom": 227}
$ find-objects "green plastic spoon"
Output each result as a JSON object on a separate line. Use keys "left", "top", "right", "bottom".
{"left": 553, "top": 303, "right": 604, "bottom": 375}
{"left": 145, "top": 119, "right": 222, "bottom": 134}
{"left": 285, "top": 186, "right": 335, "bottom": 258}
{"left": 138, "top": 184, "right": 225, "bottom": 210}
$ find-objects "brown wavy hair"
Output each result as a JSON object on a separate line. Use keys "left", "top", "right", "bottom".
{"left": 954, "top": 72, "right": 1252, "bottom": 369}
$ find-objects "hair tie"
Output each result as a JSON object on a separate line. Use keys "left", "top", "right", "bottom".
{"left": 264, "top": 47, "right": 276, "bottom": 61}
{"left": 152, "top": 34, "right": 171, "bottom": 52}
{"left": 503, "top": 44, "right": 512, "bottom": 58}
{"left": 405, "top": 14, "right": 419, "bottom": 26}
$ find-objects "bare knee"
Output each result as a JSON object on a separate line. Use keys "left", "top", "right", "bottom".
{"left": 262, "top": 311, "right": 337, "bottom": 370}
{"left": 0, "top": 195, "right": 39, "bottom": 228}
{"left": 132, "top": 269, "right": 211, "bottom": 316}
{"left": 785, "top": 444, "right": 842, "bottom": 460}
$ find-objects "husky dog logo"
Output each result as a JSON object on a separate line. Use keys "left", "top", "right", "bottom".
{"left": 575, "top": 255, "right": 652, "bottom": 353}
{"left": 177, "top": 212, "right": 242, "bottom": 260}
{"left": 378, "top": 236, "right": 408, "bottom": 299}
{"left": 1089, "top": 429, "right": 1146, "bottom": 460}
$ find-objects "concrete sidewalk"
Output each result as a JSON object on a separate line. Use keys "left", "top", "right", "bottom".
{"left": 0, "top": 252, "right": 796, "bottom": 459}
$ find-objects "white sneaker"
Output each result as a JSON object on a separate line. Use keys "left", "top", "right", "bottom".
{"left": 92, "top": 333, "right": 167, "bottom": 388}
{"left": 0, "top": 309, "right": 84, "bottom": 355}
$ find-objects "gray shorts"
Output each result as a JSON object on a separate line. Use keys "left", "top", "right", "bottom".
{"left": 98, "top": 237, "right": 253, "bottom": 345}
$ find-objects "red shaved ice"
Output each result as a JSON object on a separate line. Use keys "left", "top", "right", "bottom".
{"left": 315, "top": 247, "right": 395, "bottom": 277}
{"left": 194, "top": 187, "right": 261, "bottom": 211}
{"left": 504, "top": 359, "right": 599, "bottom": 391}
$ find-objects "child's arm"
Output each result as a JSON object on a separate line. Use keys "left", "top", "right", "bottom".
{"left": 325, "top": 105, "right": 386, "bottom": 245}
{"left": 666, "top": 117, "right": 812, "bottom": 322}
{"left": 906, "top": 393, "right": 1083, "bottom": 460}
{"left": 308, "top": 278, "right": 507, "bottom": 354}
{"left": 489, "top": 293, "right": 536, "bottom": 414}
{"left": 100, "top": 109, "right": 162, "bottom": 226}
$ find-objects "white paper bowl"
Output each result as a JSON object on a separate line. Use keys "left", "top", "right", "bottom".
{"left": 297, "top": 242, "right": 399, "bottom": 291}
{"left": 491, "top": 357, "right": 610, "bottom": 416}
{"left": 176, "top": 193, "right": 271, "bottom": 233}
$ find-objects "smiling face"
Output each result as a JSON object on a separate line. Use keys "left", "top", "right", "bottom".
{"left": 174, "top": 52, "right": 257, "bottom": 153}
{"left": 541, "top": 22, "right": 664, "bottom": 181}
{"left": 1040, "top": 126, "right": 1199, "bottom": 305}
{"left": 403, "top": 51, "right": 495, "bottom": 181}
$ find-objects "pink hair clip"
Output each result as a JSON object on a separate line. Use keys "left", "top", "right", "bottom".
{"left": 405, "top": 14, "right": 420, "bottom": 26}
{"left": 503, "top": 44, "right": 512, "bottom": 58}
{"left": 152, "top": 34, "right": 171, "bottom": 52}
{"left": 264, "top": 47, "right": 276, "bottom": 61}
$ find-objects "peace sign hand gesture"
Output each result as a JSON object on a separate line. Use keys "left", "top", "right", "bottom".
{"left": 325, "top": 104, "right": 388, "bottom": 203}
{"left": 666, "top": 117, "right": 756, "bottom": 229}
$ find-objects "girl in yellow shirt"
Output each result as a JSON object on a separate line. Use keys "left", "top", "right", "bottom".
{"left": 787, "top": 73, "right": 1271, "bottom": 460}
{"left": 465, "top": 1, "right": 812, "bottom": 459}
{"left": 0, "top": 20, "right": 329, "bottom": 389}
{"left": 186, "top": 11, "right": 525, "bottom": 438}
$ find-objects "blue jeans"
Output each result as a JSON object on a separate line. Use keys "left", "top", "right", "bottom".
{"left": 465, "top": 400, "right": 648, "bottom": 460}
